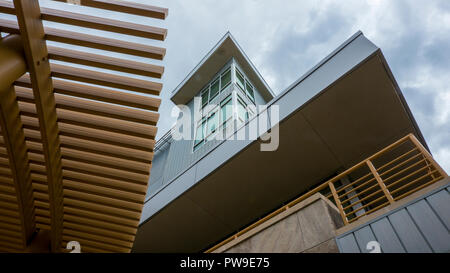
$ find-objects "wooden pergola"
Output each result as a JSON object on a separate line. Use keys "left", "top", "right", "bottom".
{"left": 0, "top": 0, "right": 167, "bottom": 253}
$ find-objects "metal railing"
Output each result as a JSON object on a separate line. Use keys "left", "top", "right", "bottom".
{"left": 205, "top": 133, "right": 448, "bottom": 252}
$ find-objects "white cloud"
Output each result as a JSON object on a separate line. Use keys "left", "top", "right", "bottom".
{"left": 140, "top": 1, "right": 450, "bottom": 172}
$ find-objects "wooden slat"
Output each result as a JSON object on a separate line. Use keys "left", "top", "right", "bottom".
{"left": 63, "top": 197, "right": 141, "bottom": 220}
{"left": 63, "top": 179, "right": 144, "bottom": 203}
{"left": 41, "top": 6, "right": 167, "bottom": 40}
{"left": 62, "top": 170, "right": 147, "bottom": 194}
{"left": 64, "top": 206, "right": 138, "bottom": 228}
{"left": 61, "top": 158, "right": 149, "bottom": 184}
{"left": 52, "top": 0, "right": 168, "bottom": 20}
{"left": 0, "top": 18, "right": 166, "bottom": 59}
{"left": 14, "top": 0, "right": 64, "bottom": 252}
{"left": 50, "top": 63, "right": 162, "bottom": 95}
{"left": 28, "top": 133, "right": 153, "bottom": 163}
{"left": 47, "top": 45, "right": 164, "bottom": 78}
{"left": 16, "top": 86, "right": 160, "bottom": 125}
{"left": 63, "top": 188, "right": 142, "bottom": 211}
{"left": 45, "top": 26, "right": 165, "bottom": 59}
{"left": 60, "top": 147, "right": 150, "bottom": 173}
{"left": 58, "top": 123, "right": 155, "bottom": 151}
{"left": 19, "top": 104, "right": 158, "bottom": 138}
{"left": 59, "top": 135, "right": 153, "bottom": 162}
{"left": 17, "top": 74, "right": 161, "bottom": 111}
{"left": 63, "top": 213, "right": 136, "bottom": 235}
{"left": 57, "top": 108, "right": 157, "bottom": 138}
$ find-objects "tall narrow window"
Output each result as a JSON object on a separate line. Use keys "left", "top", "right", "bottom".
{"left": 236, "top": 68, "right": 245, "bottom": 91}
{"left": 220, "top": 95, "right": 233, "bottom": 128}
{"left": 237, "top": 96, "right": 248, "bottom": 122}
{"left": 206, "top": 111, "right": 219, "bottom": 140}
{"left": 201, "top": 88, "right": 209, "bottom": 108}
{"left": 220, "top": 68, "right": 231, "bottom": 90}
{"left": 209, "top": 78, "right": 220, "bottom": 101}
{"left": 245, "top": 81, "right": 255, "bottom": 102}
{"left": 194, "top": 118, "right": 206, "bottom": 150}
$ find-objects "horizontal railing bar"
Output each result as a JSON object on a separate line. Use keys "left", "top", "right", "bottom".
{"left": 338, "top": 176, "right": 376, "bottom": 199}
{"left": 345, "top": 195, "right": 387, "bottom": 217}
{"left": 386, "top": 164, "right": 431, "bottom": 190}
{"left": 376, "top": 147, "right": 418, "bottom": 172}
{"left": 390, "top": 169, "right": 439, "bottom": 195}
{"left": 342, "top": 188, "right": 384, "bottom": 211}
{"left": 379, "top": 151, "right": 422, "bottom": 178}
{"left": 393, "top": 175, "right": 444, "bottom": 201}
{"left": 340, "top": 181, "right": 379, "bottom": 205}
{"left": 336, "top": 172, "right": 372, "bottom": 194}
{"left": 383, "top": 158, "right": 426, "bottom": 184}
{"left": 348, "top": 202, "right": 390, "bottom": 223}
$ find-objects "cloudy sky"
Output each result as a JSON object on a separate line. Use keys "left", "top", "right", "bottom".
{"left": 146, "top": 0, "right": 449, "bottom": 172}
{"left": 10, "top": 0, "right": 447, "bottom": 172}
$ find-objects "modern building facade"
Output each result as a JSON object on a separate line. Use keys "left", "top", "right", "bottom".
{"left": 133, "top": 31, "right": 449, "bottom": 253}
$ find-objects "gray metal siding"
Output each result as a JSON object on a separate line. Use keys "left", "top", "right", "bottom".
{"left": 336, "top": 183, "right": 450, "bottom": 253}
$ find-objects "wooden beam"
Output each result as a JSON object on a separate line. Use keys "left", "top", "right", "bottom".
{"left": 0, "top": 34, "right": 35, "bottom": 248}
{"left": 52, "top": 0, "right": 168, "bottom": 20}
{"left": 13, "top": 0, "right": 64, "bottom": 252}
{"left": 0, "top": 86, "right": 35, "bottom": 248}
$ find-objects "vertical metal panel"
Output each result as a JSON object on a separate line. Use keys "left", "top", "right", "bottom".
{"left": 426, "top": 189, "right": 450, "bottom": 229}
{"left": 387, "top": 209, "right": 432, "bottom": 253}
{"left": 336, "top": 184, "right": 449, "bottom": 253}
{"left": 370, "top": 218, "right": 405, "bottom": 253}
{"left": 337, "top": 234, "right": 360, "bottom": 253}
{"left": 407, "top": 200, "right": 450, "bottom": 252}
{"left": 353, "top": 226, "right": 377, "bottom": 253}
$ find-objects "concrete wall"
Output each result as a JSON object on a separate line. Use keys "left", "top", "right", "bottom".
{"left": 336, "top": 179, "right": 450, "bottom": 253}
{"left": 213, "top": 193, "right": 344, "bottom": 253}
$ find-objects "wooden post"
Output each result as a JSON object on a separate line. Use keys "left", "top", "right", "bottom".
{"left": 409, "top": 134, "right": 448, "bottom": 178}
{"left": 366, "top": 160, "right": 395, "bottom": 204}
{"left": 329, "top": 181, "right": 348, "bottom": 225}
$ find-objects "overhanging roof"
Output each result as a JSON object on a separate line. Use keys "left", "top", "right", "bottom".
{"left": 134, "top": 31, "right": 428, "bottom": 252}
{"left": 170, "top": 32, "right": 275, "bottom": 105}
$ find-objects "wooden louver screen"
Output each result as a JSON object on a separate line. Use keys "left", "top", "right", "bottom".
{"left": 0, "top": 0, "right": 167, "bottom": 253}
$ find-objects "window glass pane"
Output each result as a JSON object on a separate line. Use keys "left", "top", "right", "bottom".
{"left": 221, "top": 96, "right": 233, "bottom": 125}
{"left": 236, "top": 68, "right": 245, "bottom": 90}
{"left": 207, "top": 112, "right": 218, "bottom": 136}
{"left": 194, "top": 119, "right": 205, "bottom": 147}
{"left": 201, "top": 88, "right": 209, "bottom": 107}
{"left": 245, "top": 81, "right": 254, "bottom": 101}
{"left": 220, "top": 69, "right": 231, "bottom": 90}
{"left": 237, "top": 98, "right": 247, "bottom": 122}
{"left": 209, "top": 79, "right": 220, "bottom": 101}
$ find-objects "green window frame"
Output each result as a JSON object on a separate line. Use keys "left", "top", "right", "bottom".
{"left": 209, "top": 78, "right": 220, "bottom": 101}
{"left": 236, "top": 68, "right": 245, "bottom": 91}
{"left": 220, "top": 68, "right": 231, "bottom": 90}
{"left": 245, "top": 80, "right": 255, "bottom": 102}
{"left": 194, "top": 118, "right": 206, "bottom": 150}
{"left": 206, "top": 111, "right": 219, "bottom": 140}
{"left": 237, "top": 96, "right": 248, "bottom": 122}
{"left": 220, "top": 95, "right": 233, "bottom": 128}
{"left": 201, "top": 88, "right": 209, "bottom": 109}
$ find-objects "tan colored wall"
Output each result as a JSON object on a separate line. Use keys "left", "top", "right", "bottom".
{"left": 213, "top": 193, "right": 344, "bottom": 253}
